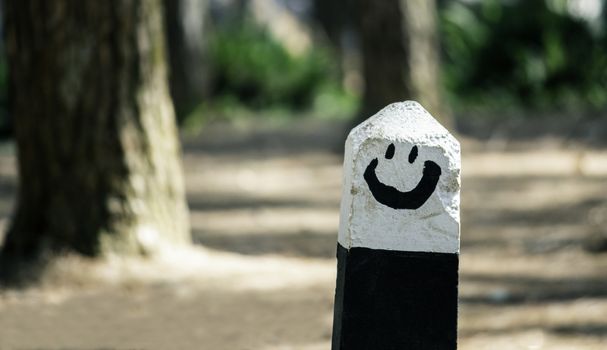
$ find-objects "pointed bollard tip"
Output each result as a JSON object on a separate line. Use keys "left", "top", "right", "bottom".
{"left": 332, "top": 101, "right": 461, "bottom": 350}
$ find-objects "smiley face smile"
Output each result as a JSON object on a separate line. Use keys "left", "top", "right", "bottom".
{"left": 363, "top": 143, "right": 441, "bottom": 210}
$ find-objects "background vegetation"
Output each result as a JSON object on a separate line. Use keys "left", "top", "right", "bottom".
{"left": 203, "top": 0, "right": 607, "bottom": 127}
{"left": 441, "top": 0, "right": 607, "bottom": 114}
{"left": 1, "top": 0, "right": 606, "bottom": 132}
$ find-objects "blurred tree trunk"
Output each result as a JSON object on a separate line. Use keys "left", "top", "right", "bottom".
{"left": 313, "top": 0, "right": 360, "bottom": 91}
{"left": 2, "top": 0, "right": 190, "bottom": 262}
{"left": 314, "top": 0, "right": 344, "bottom": 52}
{"left": 164, "top": 0, "right": 209, "bottom": 122}
{"left": 313, "top": 0, "right": 345, "bottom": 76}
{"left": 355, "top": 0, "right": 452, "bottom": 128}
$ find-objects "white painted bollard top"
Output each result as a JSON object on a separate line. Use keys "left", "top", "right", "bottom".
{"left": 338, "top": 101, "right": 460, "bottom": 254}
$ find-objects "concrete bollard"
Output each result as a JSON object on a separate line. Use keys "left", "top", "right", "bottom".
{"left": 332, "top": 101, "right": 461, "bottom": 350}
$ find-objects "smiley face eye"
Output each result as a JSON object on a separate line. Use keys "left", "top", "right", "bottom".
{"left": 385, "top": 144, "right": 418, "bottom": 163}
{"left": 385, "top": 143, "right": 395, "bottom": 159}
{"left": 408, "top": 146, "right": 418, "bottom": 164}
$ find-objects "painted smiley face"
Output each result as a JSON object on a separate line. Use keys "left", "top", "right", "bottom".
{"left": 363, "top": 143, "right": 442, "bottom": 210}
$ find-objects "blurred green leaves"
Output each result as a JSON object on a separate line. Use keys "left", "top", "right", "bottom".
{"left": 441, "top": 0, "right": 607, "bottom": 113}
{"left": 208, "top": 19, "right": 342, "bottom": 111}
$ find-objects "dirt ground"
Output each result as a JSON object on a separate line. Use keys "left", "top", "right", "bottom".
{"left": 1, "top": 118, "right": 607, "bottom": 349}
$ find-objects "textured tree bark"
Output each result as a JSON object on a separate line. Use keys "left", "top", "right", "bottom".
{"left": 355, "top": 0, "right": 452, "bottom": 128}
{"left": 164, "top": 0, "right": 209, "bottom": 122}
{"left": 2, "top": 0, "right": 190, "bottom": 260}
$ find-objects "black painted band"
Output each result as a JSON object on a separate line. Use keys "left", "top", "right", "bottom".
{"left": 332, "top": 243, "right": 459, "bottom": 350}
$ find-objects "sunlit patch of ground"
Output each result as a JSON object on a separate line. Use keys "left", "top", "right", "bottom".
{"left": 2, "top": 119, "right": 607, "bottom": 349}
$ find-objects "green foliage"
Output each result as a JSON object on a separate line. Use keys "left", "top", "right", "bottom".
{"left": 440, "top": 0, "right": 607, "bottom": 113}
{"left": 182, "top": 85, "right": 358, "bottom": 135}
{"left": 208, "top": 19, "right": 343, "bottom": 111}
{"left": 179, "top": 18, "right": 357, "bottom": 132}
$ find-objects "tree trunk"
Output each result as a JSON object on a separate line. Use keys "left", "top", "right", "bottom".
{"left": 313, "top": 0, "right": 346, "bottom": 77}
{"left": 355, "top": 0, "right": 452, "bottom": 128}
{"left": 164, "top": 0, "right": 209, "bottom": 122}
{"left": 356, "top": 0, "right": 410, "bottom": 119}
{"left": 2, "top": 0, "right": 190, "bottom": 261}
